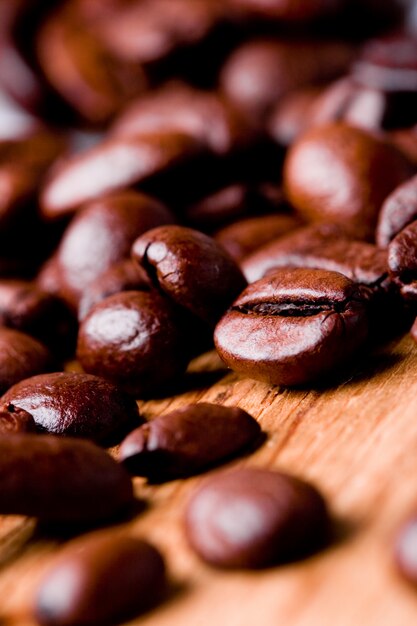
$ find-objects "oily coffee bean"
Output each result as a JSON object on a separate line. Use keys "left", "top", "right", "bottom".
{"left": 395, "top": 516, "right": 417, "bottom": 586}
{"left": 377, "top": 174, "right": 417, "bottom": 247}
{"left": 214, "top": 268, "right": 370, "bottom": 386}
{"left": 119, "top": 402, "right": 262, "bottom": 479}
{"left": 2, "top": 372, "right": 141, "bottom": 444}
{"left": 77, "top": 291, "right": 190, "bottom": 397}
{"left": 0, "top": 434, "right": 133, "bottom": 522}
{"left": 388, "top": 220, "right": 417, "bottom": 301}
{"left": 0, "top": 403, "right": 36, "bottom": 434}
{"left": 132, "top": 225, "right": 247, "bottom": 326}
{"left": 283, "top": 123, "right": 413, "bottom": 240}
{"left": 44, "top": 190, "right": 174, "bottom": 310}
{"left": 214, "top": 213, "right": 301, "bottom": 262}
{"left": 34, "top": 531, "right": 166, "bottom": 626}
{"left": 0, "top": 328, "right": 52, "bottom": 395}
{"left": 220, "top": 39, "right": 354, "bottom": 125}
{"left": 41, "top": 132, "right": 202, "bottom": 219}
{"left": 78, "top": 260, "right": 151, "bottom": 321}
{"left": 184, "top": 467, "right": 329, "bottom": 568}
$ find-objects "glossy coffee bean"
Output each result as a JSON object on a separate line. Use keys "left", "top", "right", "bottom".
{"left": 377, "top": 174, "right": 417, "bottom": 247}
{"left": 41, "top": 132, "right": 201, "bottom": 219}
{"left": 214, "top": 213, "right": 301, "bottom": 262}
{"left": 220, "top": 39, "right": 354, "bottom": 124}
{"left": 395, "top": 516, "right": 417, "bottom": 586}
{"left": 119, "top": 403, "right": 261, "bottom": 479}
{"left": 34, "top": 531, "right": 166, "bottom": 626}
{"left": 0, "top": 403, "right": 36, "bottom": 434}
{"left": 77, "top": 291, "right": 190, "bottom": 396}
{"left": 0, "top": 328, "right": 52, "bottom": 395}
{"left": 78, "top": 260, "right": 151, "bottom": 321}
{"left": 132, "top": 225, "right": 247, "bottom": 326}
{"left": 214, "top": 268, "right": 370, "bottom": 386}
{"left": 284, "top": 123, "right": 412, "bottom": 240}
{"left": 185, "top": 467, "right": 329, "bottom": 568}
{"left": 388, "top": 220, "right": 417, "bottom": 301}
{"left": 0, "top": 434, "right": 133, "bottom": 522}
{"left": 2, "top": 372, "right": 141, "bottom": 444}
{"left": 47, "top": 190, "right": 174, "bottom": 310}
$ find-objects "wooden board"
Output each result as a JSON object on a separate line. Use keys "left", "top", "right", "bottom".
{"left": 1, "top": 336, "right": 417, "bottom": 625}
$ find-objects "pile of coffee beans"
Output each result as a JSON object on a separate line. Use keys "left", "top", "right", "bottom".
{"left": 0, "top": 0, "right": 417, "bottom": 622}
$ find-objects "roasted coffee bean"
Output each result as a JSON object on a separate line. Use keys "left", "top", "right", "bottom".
{"left": 119, "top": 403, "right": 261, "bottom": 479}
{"left": 77, "top": 291, "right": 190, "bottom": 397}
{"left": 132, "top": 225, "right": 247, "bottom": 326}
{"left": 78, "top": 260, "right": 151, "bottom": 321}
{"left": 284, "top": 123, "right": 412, "bottom": 240}
{"left": 214, "top": 214, "right": 301, "bottom": 262}
{"left": 41, "top": 132, "right": 202, "bottom": 219}
{"left": 184, "top": 467, "right": 329, "bottom": 568}
{"left": 0, "top": 434, "right": 133, "bottom": 522}
{"left": 395, "top": 516, "right": 417, "bottom": 586}
{"left": 0, "top": 279, "right": 75, "bottom": 352}
{"left": 34, "top": 531, "right": 166, "bottom": 626}
{"left": 0, "top": 328, "right": 52, "bottom": 395}
{"left": 377, "top": 174, "right": 417, "bottom": 247}
{"left": 214, "top": 268, "right": 370, "bottom": 386}
{"left": 43, "top": 190, "right": 174, "bottom": 310}
{"left": 2, "top": 372, "right": 141, "bottom": 444}
{"left": 0, "top": 403, "right": 36, "bottom": 434}
{"left": 111, "top": 82, "right": 248, "bottom": 157}
{"left": 388, "top": 220, "right": 417, "bottom": 301}
{"left": 220, "top": 39, "right": 354, "bottom": 125}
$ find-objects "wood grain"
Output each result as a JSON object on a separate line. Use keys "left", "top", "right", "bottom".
{"left": 1, "top": 337, "right": 417, "bottom": 625}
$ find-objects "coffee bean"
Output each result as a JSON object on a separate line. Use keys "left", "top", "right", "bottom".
{"left": 45, "top": 190, "right": 174, "bottom": 310}
{"left": 0, "top": 434, "right": 133, "bottom": 522}
{"left": 395, "top": 516, "right": 417, "bottom": 586}
{"left": 77, "top": 291, "right": 190, "bottom": 396}
{"left": 214, "top": 213, "right": 301, "bottom": 262}
{"left": 388, "top": 219, "right": 417, "bottom": 301}
{"left": 377, "top": 174, "right": 417, "bottom": 247}
{"left": 0, "top": 328, "right": 52, "bottom": 395}
{"left": 2, "top": 372, "right": 141, "bottom": 444}
{"left": 34, "top": 531, "right": 166, "bottom": 626}
{"left": 119, "top": 402, "right": 262, "bottom": 479}
{"left": 132, "top": 225, "right": 247, "bottom": 326}
{"left": 284, "top": 123, "right": 412, "bottom": 240}
{"left": 0, "top": 403, "right": 36, "bottom": 434}
{"left": 214, "top": 268, "right": 370, "bottom": 386}
{"left": 184, "top": 467, "right": 329, "bottom": 568}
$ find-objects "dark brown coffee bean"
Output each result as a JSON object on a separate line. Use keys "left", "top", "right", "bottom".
{"left": 78, "top": 260, "right": 151, "bottom": 321}
{"left": 41, "top": 132, "right": 202, "bottom": 219}
{"left": 395, "top": 516, "right": 417, "bottom": 586}
{"left": 214, "top": 214, "right": 301, "bottom": 262}
{"left": 119, "top": 403, "right": 261, "bottom": 479}
{"left": 0, "top": 328, "right": 52, "bottom": 395}
{"left": 34, "top": 531, "right": 166, "bottom": 626}
{"left": 45, "top": 190, "right": 174, "bottom": 310}
{"left": 77, "top": 291, "right": 190, "bottom": 396}
{"left": 185, "top": 467, "right": 329, "bottom": 568}
{"left": 132, "top": 225, "right": 247, "bottom": 326}
{"left": 111, "top": 82, "right": 248, "bottom": 157}
{"left": 220, "top": 39, "right": 354, "bottom": 124}
{"left": 0, "top": 403, "right": 36, "bottom": 434}
{"left": 284, "top": 123, "right": 412, "bottom": 241}
{"left": 214, "top": 268, "right": 370, "bottom": 386}
{"left": 0, "top": 434, "right": 133, "bottom": 522}
{"left": 2, "top": 372, "right": 141, "bottom": 444}
{"left": 377, "top": 174, "right": 417, "bottom": 247}
{"left": 388, "top": 220, "right": 417, "bottom": 301}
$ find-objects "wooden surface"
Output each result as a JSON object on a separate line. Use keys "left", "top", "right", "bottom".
{"left": 1, "top": 336, "right": 417, "bottom": 624}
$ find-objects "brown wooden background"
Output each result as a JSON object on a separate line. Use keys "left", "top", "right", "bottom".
{"left": 1, "top": 335, "right": 417, "bottom": 625}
